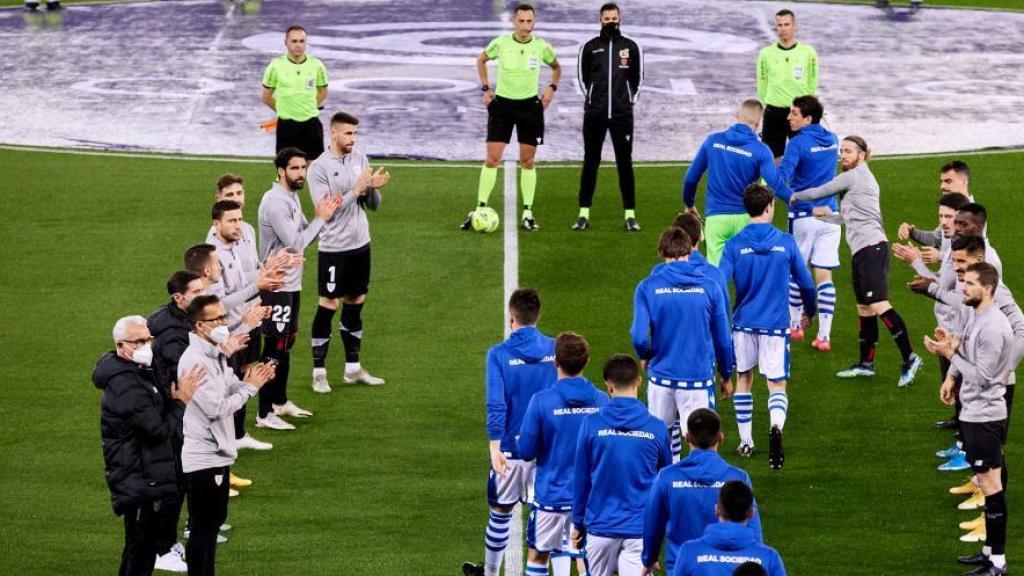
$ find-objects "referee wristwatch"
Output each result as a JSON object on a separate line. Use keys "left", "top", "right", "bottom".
{"left": 548, "top": 83, "right": 558, "bottom": 91}
{"left": 481, "top": 85, "right": 491, "bottom": 92}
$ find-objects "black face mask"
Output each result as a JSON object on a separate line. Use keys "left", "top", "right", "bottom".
{"left": 601, "top": 22, "right": 619, "bottom": 36}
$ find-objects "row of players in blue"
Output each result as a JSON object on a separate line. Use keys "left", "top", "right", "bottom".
{"left": 464, "top": 179, "right": 812, "bottom": 576}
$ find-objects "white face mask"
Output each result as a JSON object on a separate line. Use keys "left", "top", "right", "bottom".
{"left": 132, "top": 343, "right": 153, "bottom": 367}
{"left": 209, "top": 325, "right": 231, "bottom": 345}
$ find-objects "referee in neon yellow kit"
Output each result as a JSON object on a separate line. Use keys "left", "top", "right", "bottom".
{"left": 261, "top": 25, "right": 329, "bottom": 158}
{"left": 756, "top": 9, "right": 818, "bottom": 160}
{"left": 461, "top": 3, "right": 561, "bottom": 233}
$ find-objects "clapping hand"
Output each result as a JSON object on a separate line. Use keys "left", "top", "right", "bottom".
{"left": 172, "top": 365, "right": 207, "bottom": 404}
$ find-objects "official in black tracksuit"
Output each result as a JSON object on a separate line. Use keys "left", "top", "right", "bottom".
{"left": 574, "top": 4, "right": 643, "bottom": 232}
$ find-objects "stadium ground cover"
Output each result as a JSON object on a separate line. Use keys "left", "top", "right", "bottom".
{"left": 0, "top": 145, "right": 1022, "bottom": 574}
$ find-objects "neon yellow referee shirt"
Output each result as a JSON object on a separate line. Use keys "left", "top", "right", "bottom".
{"left": 756, "top": 42, "right": 818, "bottom": 109}
{"left": 484, "top": 34, "right": 557, "bottom": 101}
{"left": 262, "top": 54, "right": 329, "bottom": 121}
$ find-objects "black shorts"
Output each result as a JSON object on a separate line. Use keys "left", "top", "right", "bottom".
{"left": 761, "top": 104, "right": 793, "bottom": 158}
{"left": 487, "top": 96, "right": 545, "bottom": 146}
{"left": 318, "top": 244, "right": 371, "bottom": 298}
{"left": 276, "top": 117, "right": 325, "bottom": 159}
{"left": 259, "top": 291, "right": 300, "bottom": 337}
{"left": 961, "top": 420, "right": 1007, "bottom": 473}
{"left": 851, "top": 242, "right": 891, "bottom": 305}
{"left": 229, "top": 327, "right": 262, "bottom": 375}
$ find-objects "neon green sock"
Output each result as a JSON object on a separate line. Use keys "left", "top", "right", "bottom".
{"left": 476, "top": 165, "right": 498, "bottom": 206}
{"left": 624, "top": 209, "right": 636, "bottom": 220}
{"left": 520, "top": 167, "right": 536, "bottom": 212}
{"left": 579, "top": 207, "right": 590, "bottom": 219}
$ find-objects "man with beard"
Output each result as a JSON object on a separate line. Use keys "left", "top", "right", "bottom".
{"left": 307, "top": 111, "right": 391, "bottom": 393}
{"left": 256, "top": 147, "right": 341, "bottom": 430}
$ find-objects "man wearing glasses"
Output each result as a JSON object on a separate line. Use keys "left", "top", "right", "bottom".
{"left": 178, "top": 295, "right": 276, "bottom": 576}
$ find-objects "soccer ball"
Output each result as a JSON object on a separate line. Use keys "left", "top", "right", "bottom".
{"left": 471, "top": 207, "right": 500, "bottom": 233}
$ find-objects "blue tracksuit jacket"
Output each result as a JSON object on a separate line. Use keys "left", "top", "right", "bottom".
{"left": 779, "top": 123, "right": 839, "bottom": 215}
{"left": 486, "top": 326, "right": 557, "bottom": 459}
{"left": 673, "top": 522, "right": 786, "bottom": 576}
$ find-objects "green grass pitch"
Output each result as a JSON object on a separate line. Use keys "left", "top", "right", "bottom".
{"left": 0, "top": 145, "right": 1021, "bottom": 575}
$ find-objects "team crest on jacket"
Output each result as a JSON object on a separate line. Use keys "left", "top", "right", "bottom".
{"left": 619, "top": 48, "right": 630, "bottom": 66}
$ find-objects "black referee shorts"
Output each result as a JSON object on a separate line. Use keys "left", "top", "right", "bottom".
{"left": 259, "top": 291, "right": 300, "bottom": 337}
{"left": 318, "top": 244, "right": 371, "bottom": 299}
{"left": 487, "top": 96, "right": 545, "bottom": 146}
{"left": 277, "top": 117, "right": 325, "bottom": 159}
{"left": 961, "top": 419, "right": 1007, "bottom": 473}
{"left": 761, "top": 105, "right": 793, "bottom": 158}
{"left": 851, "top": 242, "right": 891, "bottom": 305}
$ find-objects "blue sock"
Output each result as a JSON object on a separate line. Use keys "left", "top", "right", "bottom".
{"left": 734, "top": 393, "right": 753, "bottom": 444}
{"left": 788, "top": 282, "right": 803, "bottom": 329}
{"left": 768, "top": 391, "right": 789, "bottom": 430}
{"left": 671, "top": 420, "right": 683, "bottom": 460}
{"left": 484, "top": 510, "right": 514, "bottom": 569}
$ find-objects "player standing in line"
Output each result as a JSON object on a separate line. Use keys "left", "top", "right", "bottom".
{"left": 631, "top": 228, "right": 734, "bottom": 460}
{"left": 517, "top": 333, "right": 608, "bottom": 576}
{"left": 462, "top": 289, "right": 557, "bottom": 576}
{"left": 779, "top": 95, "right": 839, "bottom": 351}
{"left": 756, "top": 9, "right": 818, "bottom": 161}
{"left": 719, "top": 184, "right": 816, "bottom": 469}
{"left": 260, "top": 25, "right": 329, "bottom": 157}
{"left": 256, "top": 147, "right": 341, "bottom": 430}
{"left": 307, "top": 112, "right": 391, "bottom": 392}
{"left": 572, "top": 2, "right": 643, "bottom": 232}
{"left": 925, "top": 263, "right": 1013, "bottom": 576}
{"left": 681, "top": 99, "right": 794, "bottom": 265}
{"left": 571, "top": 354, "right": 670, "bottom": 576}
{"left": 671, "top": 481, "right": 786, "bottom": 576}
{"left": 642, "top": 409, "right": 763, "bottom": 576}
{"left": 898, "top": 160, "right": 975, "bottom": 252}
{"left": 788, "top": 136, "right": 923, "bottom": 386}
{"left": 462, "top": 3, "right": 561, "bottom": 233}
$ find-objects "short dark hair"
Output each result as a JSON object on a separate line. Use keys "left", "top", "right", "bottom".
{"left": 776, "top": 8, "right": 795, "bottom": 19}
{"left": 274, "top": 147, "right": 307, "bottom": 170}
{"left": 743, "top": 183, "right": 774, "bottom": 217}
{"left": 719, "top": 480, "right": 755, "bottom": 523}
{"left": 331, "top": 111, "right": 359, "bottom": 126}
{"left": 939, "top": 192, "right": 970, "bottom": 211}
{"left": 186, "top": 294, "right": 221, "bottom": 326}
{"left": 212, "top": 200, "right": 242, "bottom": 221}
{"left": 671, "top": 212, "right": 703, "bottom": 246}
{"left": 658, "top": 227, "right": 692, "bottom": 259}
{"left": 285, "top": 25, "right": 306, "bottom": 36}
{"left": 686, "top": 408, "right": 722, "bottom": 449}
{"left": 603, "top": 354, "right": 639, "bottom": 388}
{"left": 184, "top": 244, "right": 216, "bottom": 274}
{"left": 514, "top": 3, "right": 534, "bottom": 14}
{"left": 951, "top": 235, "right": 986, "bottom": 256}
{"left": 958, "top": 202, "right": 988, "bottom": 227}
{"left": 600, "top": 2, "right": 620, "bottom": 15}
{"left": 216, "top": 173, "right": 243, "bottom": 193}
{"left": 555, "top": 332, "right": 589, "bottom": 376}
{"left": 791, "top": 95, "right": 824, "bottom": 124}
{"left": 966, "top": 262, "right": 999, "bottom": 296}
{"left": 509, "top": 288, "right": 541, "bottom": 326}
{"left": 166, "top": 270, "right": 201, "bottom": 296}
{"left": 941, "top": 160, "right": 971, "bottom": 180}
{"left": 734, "top": 561, "right": 769, "bottom": 576}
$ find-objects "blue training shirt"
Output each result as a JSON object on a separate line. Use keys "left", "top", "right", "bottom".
{"left": 719, "top": 223, "right": 816, "bottom": 332}
{"left": 517, "top": 376, "right": 609, "bottom": 509}
{"left": 682, "top": 123, "right": 794, "bottom": 214}
{"left": 779, "top": 123, "right": 839, "bottom": 215}
{"left": 573, "top": 396, "right": 671, "bottom": 538}
{"left": 642, "top": 449, "right": 763, "bottom": 574}
{"left": 485, "top": 326, "right": 557, "bottom": 459}
{"left": 673, "top": 522, "right": 786, "bottom": 576}
{"left": 631, "top": 258, "right": 734, "bottom": 384}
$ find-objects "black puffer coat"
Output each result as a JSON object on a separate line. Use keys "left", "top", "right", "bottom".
{"left": 93, "top": 352, "right": 183, "bottom": 516}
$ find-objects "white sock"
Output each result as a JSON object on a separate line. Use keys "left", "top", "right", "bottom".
{"left": 983, "top": 546, "right": 992, "bottom": 556}
{"left": 313, "top": 367, "right": 326, "bottom": 377}
{"left": 788, "top": 282, "right": 803, "bottom": 330}
{"left": 768, "top": 391, "right": 789, "bottom": 430}
{"left": 525, "top": 561, "right": 548, "bottom": 575}
{"left": 991, "top": 554, "right": 1006, "bottom": 568}
{"left": 345, "top": 362, "right": 361, "bottom": 374}
{"left": 734, "top": 393, "right": 754, "bottom": 444}
{"left": 550, "top": 555, "right": 570, "bottom": 576}
{"left": 816, "top": 282, "right": 836, "bottom": 340}
{"left": 484, "top": 510, "right": 514, "bottom": 573}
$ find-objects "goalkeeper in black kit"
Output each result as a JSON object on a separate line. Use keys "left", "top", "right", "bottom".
{"left": 573, "top": 2, "right": 643, "bottom": 232}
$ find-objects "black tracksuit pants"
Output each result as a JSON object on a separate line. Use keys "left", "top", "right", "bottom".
{"left": 578, "top": 113, "right": 636, "bottom": 211}
{"left": 119, "top": 500, "right": 161, "bottom": 576}
{"left": 185, "top": 466, "right": 230, "bottom": 576}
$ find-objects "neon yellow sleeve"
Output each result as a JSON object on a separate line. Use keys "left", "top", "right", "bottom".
{"left": 756, "top": 50, "right": 767, "bottom": 102}
{"left": 262, "top": 61, "right": 277, "bottom": 89}
{"left": 316, "top": 61, "right": 329, "bottom": 87}
{"left": 807, "top": 47, "right": 819, "bottom": 95}
{"left": 542, "top": 40, "right": 556, "bottom": 65}
{"left": 484, "top": 37, "right": 501, "bottom": 59}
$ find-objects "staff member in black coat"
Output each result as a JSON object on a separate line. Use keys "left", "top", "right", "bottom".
{"left": 93, "top": 315, "right": 204, "bottom": 576}
{"left": 573, "top": 2, "right": 644, "bottom": 232}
